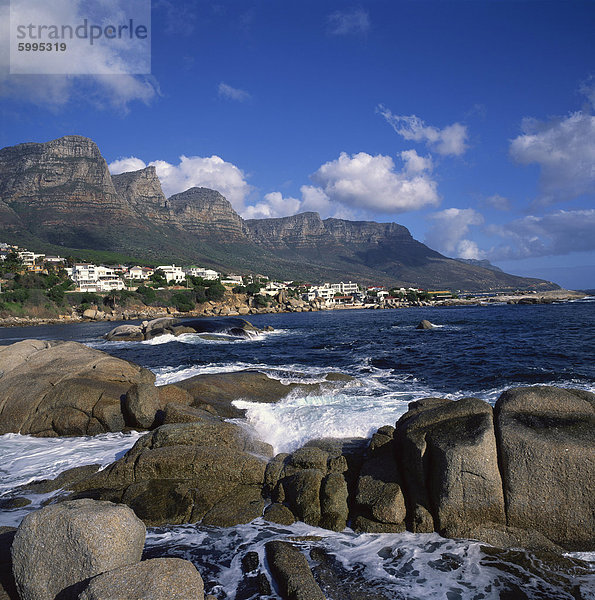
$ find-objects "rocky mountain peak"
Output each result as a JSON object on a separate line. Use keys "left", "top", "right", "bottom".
{"left": 165, "top": 187, "right": 245, "bottom": 239}
{"left": 112, "top": 166, "right": 167, "bottom": 210}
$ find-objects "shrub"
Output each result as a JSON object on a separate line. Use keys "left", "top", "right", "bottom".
{"left": 2, "top": 288, "right": 29, "bottom": 303}
{"left": 254, "top": 294, "right": 269, "bottom": 307}
{"left": 80, "top": 292, "right": 100, "bottom": 305}
{"left": 136, "top": 285, "right": 156, "bottom": 304}
{"left": 194, "top": 286, "right": 207, "bottom": 304}
{"left": 171, "top": 292, "right": 195, "bottom": 312}
{"left": 245, "top": 283, "right": 261, "bottom": 295}
{"left": 205, "top": 283, "right": 225, "bottom": 302}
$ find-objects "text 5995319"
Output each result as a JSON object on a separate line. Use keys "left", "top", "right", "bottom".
{"left": 17, "top": 42, "right": 67, "bottom": 51}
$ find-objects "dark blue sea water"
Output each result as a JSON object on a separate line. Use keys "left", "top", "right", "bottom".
{"left": 1, "top": 300, "right": 594, "bottom": 599}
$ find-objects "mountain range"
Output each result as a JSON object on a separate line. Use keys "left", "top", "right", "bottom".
{"left": 0, "top": 135, "right": 557, "bottom": 291}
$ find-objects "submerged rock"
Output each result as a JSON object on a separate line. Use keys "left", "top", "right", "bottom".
{"left": 265, "top": 541, "right": 326, "bottom": 600}
{"left": 177, "top": 371, "right": 356, "bottom": 419}
{"left": 105, "top": 316, "right": 268, "bottom": 342}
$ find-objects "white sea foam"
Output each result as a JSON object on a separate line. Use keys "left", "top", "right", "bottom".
{"left": 145, "top": 520, "right": 595, "bottom": 600}
{"left": 0, "top": 431, "right": 143, "bottom": 527}
{"left": 153, "top": 361, "right": 341, "bottom": 386}
{"left": 233, "top": 388, "right": 413, "bottom": 454}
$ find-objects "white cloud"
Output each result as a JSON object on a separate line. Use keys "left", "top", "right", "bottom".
{"left": 484, "top": 194, "right": 512, "bottom": 211}
{"left": 218, "top": 82, "right": 251, "bottom": 102}
{"left": 108, "top": 154, "right": 251, "bottom": 211}
{"left": 400, "top": 149, "right": 433, "bottom": 174}
{"left": 425, "top": 208, "right": 484, "bottom": 258}
{"left": 110, "top": 149, "right": 439, "bottom": 222}
{"left": 243, "top": 192, "right": 301, "bottom": 219}
{"left": 109, "top": 156, "right": 148, "bottom": 174}
{"left": 310, "top": 151, "right": 439, "bottom": 214}
{"left": 509, "top": 111, "right": 595, "bottom": 206}
{"left": 300, "top": 185, "right": 332, "bottom": 214}
{"left": 488, "top": 209, "right": 595, "bottom": 260}
{"left": 328, "top": 8, "right": 370, "bottom": 35}
{"left": 1, "top": 0, "right": 158, "bottom": 109}
{"left": 377, "top": 105, "right": 469, "bottom": 156}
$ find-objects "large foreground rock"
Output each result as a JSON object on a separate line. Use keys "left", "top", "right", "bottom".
{"left": 0, "top": 340, "right": 155, "bottom": 436}
{"left": 69, "top": 420, "right": 272, "bottom": 527}
{"left": 495, "top": 386, "right": 595, "bottom": 551}
{"left": 0, "top": 528, "right": 17, "bottom": 600}
{"left": 11, "top": 499, "right": 145, "bottom": 600}
{"left": 78, "top": 558, "right": 204, "bottom": 600}
{"left": 395, "top": 397, "right": 505, "bottom": 536}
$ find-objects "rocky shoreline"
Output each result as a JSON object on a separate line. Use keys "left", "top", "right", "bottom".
{"left": 0, "top": 337, "right": 593, "bottom": 599}
{"left": 0, "top": 289, "right": 587, "bottom": 329}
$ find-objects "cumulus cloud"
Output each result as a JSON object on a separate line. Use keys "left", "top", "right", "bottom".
{"left": 299, "top": 185, "right": 332, "bottom": 214}
{"left": 425, "top": 208, "right": 485, "bottom": 259}
{"left": 218, "top": 82, "right": 251, "bottom": 102}
{"left": 377, "top": 105, "right": 469, "bottom": 156}
{"left": 328, "top": 8, "right": 370, "bottom": 35}
{"left": 1, "top": 0, "right": 158, "bottom": 109}
{"left": 110, "top": 149, "right": 440, "bottom": 222}
{"left": 109, "top": 155, "right": 251, "bottom": 211}
{"left": 243, "top": 192, "right": 301, "bottom": 219}
{"left": 488, "top": 209, "right": 595, "bottom": 260}
{"left": 400, "top": 149, "right": 433, "bottom": 174}
{"left": 509, "top": 111, "right": 595, "bottom": 206}
{"left": 310, "top": 151, "right": 439, "bottom": 214}
{"left": 109, "top": 156, "right": 148, "bottom": 174}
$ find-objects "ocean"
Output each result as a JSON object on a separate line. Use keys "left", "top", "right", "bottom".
{"left": 1, "top": 300, "right": 594, "bottom": 599}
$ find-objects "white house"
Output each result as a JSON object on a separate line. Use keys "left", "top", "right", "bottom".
{"left": 70, "top": 264, "right": 125, "bottom": 292}
{"left": 43, "top": 255, "right": 66, "bottom": 265}
{"left": 17, "top": 251, "right": 45, "bottom": 266}
{"left": 303, "top": 283, "right": 334, "bottom": 302}
{"left": 330, "top": 281, "right": 360, "bottom": 295}
{"left": 221, "top": 274, "right": 243, "bottom": 285}
{"left": 186, "top": 267, "right": 219, "bottom": 280}
{"left": 262, "top": 281, "right": 287, "bottom": 297}
{"left": 156, "top": 265, "right": 186, "bottom": 284}
{"left": 128, "top": 266, "right": 154, "bottom": 280}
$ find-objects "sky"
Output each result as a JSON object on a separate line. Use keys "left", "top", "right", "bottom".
{"left": 0, "top": 0, "right": 594, "bottom": 289}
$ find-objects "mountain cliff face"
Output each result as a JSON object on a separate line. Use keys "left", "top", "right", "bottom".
{"left": 166, "top": 187, "right": 246, "bottom": 239}
{"left": 112, "top": 166, "right": 170, "bottom": 224}
{"left": 0, "top": 136, "right": 141, "bottom": 249}
{"left": 0, "top": 135, "right": 557, "bottom": 291}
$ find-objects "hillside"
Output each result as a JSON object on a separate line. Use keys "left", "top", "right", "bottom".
{"left": 0, "top": 135, "right": 557, "bottom": 291}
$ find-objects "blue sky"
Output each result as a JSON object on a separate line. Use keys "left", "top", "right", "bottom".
{"left": 1, "top": 0, "right": 594, "bottom": 288}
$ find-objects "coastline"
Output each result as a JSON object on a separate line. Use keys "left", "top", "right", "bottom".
{"left": 0, "top": 303, "right": 593, "bottom": 599}
{"left": 0, "top": 289, "right": 587, "bottom": 329}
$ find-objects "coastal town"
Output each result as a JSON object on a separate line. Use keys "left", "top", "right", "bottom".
{"left": 0, "top": 241, "right": 582, "bottom": 327}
